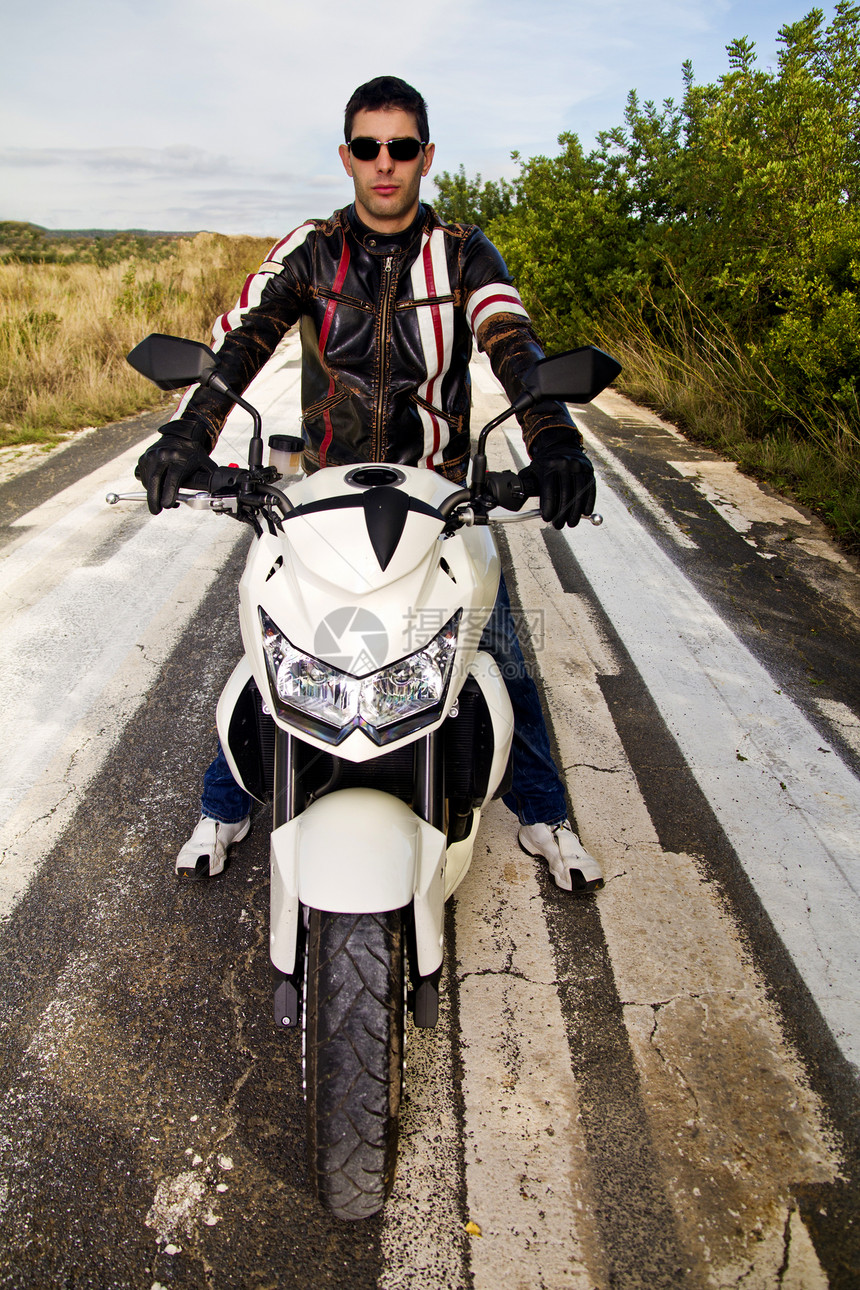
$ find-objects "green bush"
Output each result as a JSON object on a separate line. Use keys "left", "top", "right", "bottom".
{"left": 468, "top": 3, "right": 860, "bottom": 545}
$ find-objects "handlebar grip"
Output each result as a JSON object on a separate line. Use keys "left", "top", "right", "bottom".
{"left": 517, "top": 464, "right": 540, "bottom": 499}
{"left": 185, "top": 463, "right": 245, "bottom": 493}
{"left": 485, "top": 469, "right": 531, "bottom": 510}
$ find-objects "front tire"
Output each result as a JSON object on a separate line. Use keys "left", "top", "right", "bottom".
{"left": 305, "top": 909, "right": 404, "bottom": 1220}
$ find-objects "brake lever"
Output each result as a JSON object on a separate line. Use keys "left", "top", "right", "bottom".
{"left": 105, "top": 489, "right": 239, "bottom": 512}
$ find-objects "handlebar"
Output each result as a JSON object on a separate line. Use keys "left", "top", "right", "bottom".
{"left": 479, "top": 467, "right": 600, "bottom": 522}
{"left": 109, "top": 462, "right": 601, "bottom": 527}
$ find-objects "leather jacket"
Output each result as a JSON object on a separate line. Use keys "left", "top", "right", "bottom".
{"left": 173, "top": 203, "right": 581, "bottom": 483}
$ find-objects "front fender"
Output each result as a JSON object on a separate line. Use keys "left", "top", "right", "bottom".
{"left": 269, "top": 788, "right": 447, "bottom": 977}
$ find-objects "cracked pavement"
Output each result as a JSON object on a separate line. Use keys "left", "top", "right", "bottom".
{"left": 0, "top": 348, "right": 857, "bottom": 1286}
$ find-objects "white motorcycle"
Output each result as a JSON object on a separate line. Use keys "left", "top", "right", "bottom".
{"left": 114, "top": 333, "right": 619, "bottom": 1220}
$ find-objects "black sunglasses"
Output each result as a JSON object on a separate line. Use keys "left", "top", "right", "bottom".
{"left": 348, "top": 137, "right": 426, "bottom": 162}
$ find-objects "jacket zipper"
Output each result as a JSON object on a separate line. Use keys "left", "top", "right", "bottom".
{"left": 373, "top": 255, "right": 396, "bottom": 457}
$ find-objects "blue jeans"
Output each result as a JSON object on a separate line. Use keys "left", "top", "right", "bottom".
{"left": 483, "top": 574, "right": 568, "bottom": 826}
{"left": 202, "top": 573, "right": 567, "bottom": 827}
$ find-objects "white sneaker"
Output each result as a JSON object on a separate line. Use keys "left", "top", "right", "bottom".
{"left": 175, "top": 814, "right": 251, "bottom": 881}
{"left": 518, "top": 819, "right": 604, "bottom": 893}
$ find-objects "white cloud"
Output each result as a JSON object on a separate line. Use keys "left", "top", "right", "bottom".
{"left": 0, "top": 0, "right": 837, "bottom": 233}
{"left": 0, "top": 146, "right": 239, "bottom": 176}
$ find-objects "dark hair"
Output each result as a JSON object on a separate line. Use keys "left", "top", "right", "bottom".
{"left": 344, "top": 76, "right": 429, "bottom": 144}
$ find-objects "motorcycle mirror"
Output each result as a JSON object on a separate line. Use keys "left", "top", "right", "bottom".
{"left": 126, "top": 333, "right": 218, "bottom": 391}
{"left": 471, "top": 344, "right": 622, "bottom": 497}
{"left": 519, "top": 345, "right": 622, "bottom": 407}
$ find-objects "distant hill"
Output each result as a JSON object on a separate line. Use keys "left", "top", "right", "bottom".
{"left": 45, "top": 227, "right": 202, "bottom": 239}
{"left": 0, "top": 221, "right": 204, "bottom": 264}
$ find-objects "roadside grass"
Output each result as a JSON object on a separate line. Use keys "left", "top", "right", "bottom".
{"left": 598, "top": 302, "right": 860, "bottom": 552}
{"left": 0, "top": 233, "right": 272, "bottom": 451}
{"left": 4, "top": 231, "right": 858, "bottom": 553}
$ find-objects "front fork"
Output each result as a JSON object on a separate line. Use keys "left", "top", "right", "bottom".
{"left": 410, "top": 732, "right": 444, "bottom": 1026}
{"left": 273, "top": 727, "right": 296, "bottom": 832}
{"left": 271, "top": 729, "right": 445, "bottom": 1030}
{"left": 272, "top": 730, "right": 302, "bottom": 1029}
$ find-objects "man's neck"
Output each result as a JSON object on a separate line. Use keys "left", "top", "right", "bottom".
{"left": 349, "top": 204, "right": 424, "bottom": 244}
{"left": 352, "top": 198, "right": 421, "bottom": 235}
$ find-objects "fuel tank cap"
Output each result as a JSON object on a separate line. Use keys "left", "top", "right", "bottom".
{"left": 345, "top": 466, "right": 407, "bottom": 489}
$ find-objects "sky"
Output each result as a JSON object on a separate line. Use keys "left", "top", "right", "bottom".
{"left": 0, "top": 0, "right": 839, "bottom": 236}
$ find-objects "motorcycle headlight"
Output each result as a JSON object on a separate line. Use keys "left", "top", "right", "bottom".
{"left": 260, "top": 609, "right": 460, "bottom": 745}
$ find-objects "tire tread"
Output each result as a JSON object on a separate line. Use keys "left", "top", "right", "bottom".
{"left": 306, "top": 909, "right": 404, "bottom": 1219}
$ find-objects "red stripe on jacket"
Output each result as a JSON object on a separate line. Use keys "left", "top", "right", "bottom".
{"left": 318, "top": 242, "right": 351, "bottom": 467}
{"left": 470, "top": 291, "right": 524, "bottom": 330}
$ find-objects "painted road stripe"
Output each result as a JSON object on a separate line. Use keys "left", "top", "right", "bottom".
{"left": 0, "top": 518, "right": 246, "bottom": 916}
{"left": 0, "top": 475, "right": 246, "bottom": 835}
{"left": 578, "top": 424, "right": 698, "bottom": 550}
{"left": 506, "top": 425, "right": 860, "bottom": 1071}
{"left": 379, "top": 944, "right": 470, "bottom": 1290}
{"left": 499, "top": 474, "right": 835, "bottom": 1285}
{"left": 455, "top": 805, "right": 600, "bottom": 1288}
{"left": 0, "top": 336, "right": 304, "bottom": 921}
{"left": 0, "top": 346, "right": 848, "bottom": 1284}
{"left": 379, "top": 812, "right": 603, "bottom": 1290}
{"left": 378, "top": 361, "right": 841, "bottom": 1286}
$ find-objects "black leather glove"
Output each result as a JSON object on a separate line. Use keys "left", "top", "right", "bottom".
{"left": 135, "top": 422, "right": 213, "bottom": 515}
{"left": 520, "top": 432, "right": 596, "bottom": 529}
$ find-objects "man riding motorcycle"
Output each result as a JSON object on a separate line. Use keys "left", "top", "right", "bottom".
{"left": 136, "top": 75, "right": 605, "bottom": 894}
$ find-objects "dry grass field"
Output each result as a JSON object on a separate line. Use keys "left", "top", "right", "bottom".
{"left": 0, "top": 233, "right": 272, "bottom": 451}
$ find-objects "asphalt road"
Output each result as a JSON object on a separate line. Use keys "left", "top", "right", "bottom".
{"left": 0, "top": 336, "right": 858, "bottom": 1288}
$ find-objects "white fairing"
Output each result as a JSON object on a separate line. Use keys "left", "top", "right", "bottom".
{"left": 216, "top": 655, "right": 256, "bottom": 797}
{"left": 442, "top": 651, "right": 515, "bottom": 898}
{"left": 214, "top": 463, "right": 515, "bottom": 975}
{"left": 470, "top": 650, "right": 514, "bottom": 802}
{"left": 238, "top": 466, "right": 499, "bottom": 761}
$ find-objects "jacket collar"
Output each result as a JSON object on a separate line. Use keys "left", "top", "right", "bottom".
{"left": 345, "top": 203, "right": 429, "bottom": 255}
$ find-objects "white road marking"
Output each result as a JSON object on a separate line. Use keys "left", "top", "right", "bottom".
{"left": 668, "top": 458, "right": 810, "bottom": 536}
{"left": 0, "top": 343, "right": 850, "bottom": 1283}
{"left": 381, "top": 365, "right": 599, "bottom": 1286}
{"left": 668, "top": 457, "right": 854, "bottom": 568}
{"left": 816, "top": 698, "right": 860, "bottom": 759}
{"left": 469, "top": 355, "right": 505, "bottom": 396}
{"left": 593, "top": 388, "right": 689, "bottom": 442}
{"left": 383, "top": 371, "right": 843, "bottom": 1287}
{"left": 0, "top": 335, "right": 304, "bottom": 920}
{"left": 0, "top": 518, "right": 245, "bottom": 916}
{"left": 580, "top": 426, "right": 699, "bottom": 550}
{"left": 471, "top": 349, "right": 696, "bottom": 549}
{"left": 506, "top": 425, "right": 860, "bottom": 1070}
{"left": 381, "top": 815, "right": 605, "bottom": 1290}
{"left": 455, "top": 805, "right": 598, "bottom": 1289}
{"left": 0, "top": 484, "right": 243, "bottom": 828}
{"left": 499, "top": 442, "right": 836, "bottom": 1286}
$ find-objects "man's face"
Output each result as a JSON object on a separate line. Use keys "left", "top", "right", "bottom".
{"left": 339, "top": 107, "right": 435, "bottom": 233}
